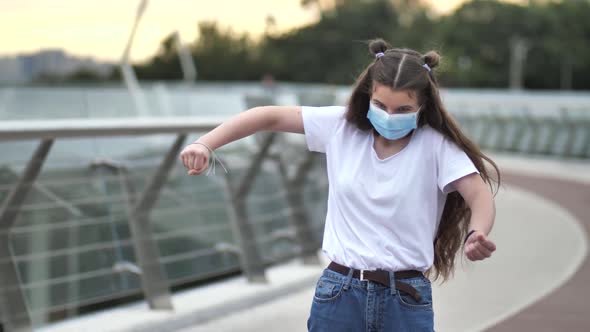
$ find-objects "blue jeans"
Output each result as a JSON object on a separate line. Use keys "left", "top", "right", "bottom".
{"left": 307, "top": 268, "right": 435, "bottom": 332}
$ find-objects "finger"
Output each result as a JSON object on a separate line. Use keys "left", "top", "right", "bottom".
{"left": 196, "top": 155, "right": 209, "bottom": 172}
{"left": 478, "top": 236, "right": 496, "bottom": 252}
{"left": 466, "top": 249, "right": 478, "bottom": 261}
{"left": 181, "top": 154, "right": 189, "bottom": 169}
{"left": 190, "top": 155, "right": 198, "bottom": 170}
{"left": 473, "top": 243, "right": 492, "bottom": 258}
{"left": 474, "top": 233, "right": 495, "bottom": 251}
{"left": 468, "top": 242, "right": 487, "bottom": 260}
{"left": 471, "top": 251, "right": 484, "bottom": 261}
{"left": 189, "top": 166, "right": 206, "bottom": 175}
{"left": 467, "top": 245, "right": 484, "bottom": 260}
{"left": 187, "top": 154, "right": 195, "bottom": 170}
{"left": 472, "top": 238, "right": 492, "bottom": 255}
{"left": 195, "top": 162, "right": 209, "bottom": 174}
{"left": 192, "top": 154, "right": 205, "bottom": 170}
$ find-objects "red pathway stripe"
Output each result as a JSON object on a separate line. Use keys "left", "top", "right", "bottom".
{"left": 485, "top": 172, "right": 590, "bottom": 332}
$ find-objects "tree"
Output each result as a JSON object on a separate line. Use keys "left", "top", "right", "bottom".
{"left": 121, "top": 0, "right": 590, "bottom": 90}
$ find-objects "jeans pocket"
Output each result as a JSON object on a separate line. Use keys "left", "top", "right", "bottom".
{"left": 313, "top": 276, "right": 344, "bottom": 303}
{"left": 397, "top": 281, "right": 433, "bottom": 310}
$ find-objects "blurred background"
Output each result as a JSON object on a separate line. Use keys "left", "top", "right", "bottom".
{"left": 0, "top": 1, "right": 589, "bottom": 332}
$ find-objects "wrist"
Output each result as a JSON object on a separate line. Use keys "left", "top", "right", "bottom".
{"left": 464, "top": 229, "right": 478, "bottom": 245}
{"left": 190, "top": 141, "right": 214, "bottom": 153}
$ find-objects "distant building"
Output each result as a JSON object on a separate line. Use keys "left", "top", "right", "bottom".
{"left": 0, "top": 56, "right": 25, "bottom": 83}
{"left": 0, "top": 49, "right": 113, "bottom": 83}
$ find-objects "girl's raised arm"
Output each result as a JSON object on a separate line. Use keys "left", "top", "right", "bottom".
{"left": 179, "top": 106, "right": 304, "bottom": 175}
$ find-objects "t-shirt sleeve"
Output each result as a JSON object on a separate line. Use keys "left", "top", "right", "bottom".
{"left": 437, "top": 135, "right": 480, "bottom": 194}
{"left": 301, "top": 106, "right": 346, "bottom": 153}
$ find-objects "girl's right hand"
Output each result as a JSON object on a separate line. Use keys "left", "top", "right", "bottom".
{"left": 179, "top": 143, "right": 210, "bottom": 175}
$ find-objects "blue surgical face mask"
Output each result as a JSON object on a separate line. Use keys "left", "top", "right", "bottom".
{"left": 366, "top": 103, "right": 420, "bottom": 140}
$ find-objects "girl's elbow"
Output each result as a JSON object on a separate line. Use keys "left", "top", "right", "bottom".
{"left": 245, "top": 106, "right": 277, "bottom": 132}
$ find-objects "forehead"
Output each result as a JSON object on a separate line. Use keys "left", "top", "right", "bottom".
{"left": 371, "top": 83, "right": 417, "bottom": 106}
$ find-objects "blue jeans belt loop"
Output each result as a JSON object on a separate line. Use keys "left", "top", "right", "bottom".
{"left": 327, "top": 261, "right": 422, "bottom": 302}
{"left": 389, "top": 270, "right": 396, "bottom": 295}
{"left": 342, "top": 266, "right": 354, "bottom": 290}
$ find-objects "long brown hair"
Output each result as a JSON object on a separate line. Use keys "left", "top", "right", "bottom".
{"left": 346, "top": 39, "right": 501, "bottom": 283}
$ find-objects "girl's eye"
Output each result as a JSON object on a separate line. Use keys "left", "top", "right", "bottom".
{"left": 373, "top": 103, "right": 386, "bottom": 111}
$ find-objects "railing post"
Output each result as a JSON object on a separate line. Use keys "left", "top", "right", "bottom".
{"left": 89, "top": 160, "right": 136, "bottom": 291}
{"left": 270, "top": 147, "right": 321, "bottom": 265}
{"left": 478, "top": 110, "right": 496, "bottom": 150}
{"left": 227, "top": 196, "right": 268, "bottom": 283}
{"left": 541, "top": 113, "right": 562, "bottom": 155}
{"left": 285, "top": 153, "right": 321, "bottom": 265}
{"left": 222, "top": 133, "right": 278, "bottom": 283}
{"left": 0, "top": 139, "right": 53, "bottom": 332}
{"left": 127, "top": 134, "right": 187, "bottom": 310}
{"left": 490, "top": 107, "right": 507, "bottom": 151}
{"left": 508, "top": 109, "right": 529, "bottom": 153}
{"left": 561, "top": 108, "right": 577, "bottom": 158}
{"left": 523, "top": 109, "right": 542, "bottom": 154}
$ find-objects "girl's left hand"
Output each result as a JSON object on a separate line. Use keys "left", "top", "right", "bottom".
{"left": 464, "top": 231, "right": 496, "bottom": 261}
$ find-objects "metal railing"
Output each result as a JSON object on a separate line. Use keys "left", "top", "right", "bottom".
{"left": 452, "top": 106, "right": 590, "bottom": 158}
{"left": 0, "top": 113, "right": 329, "bottom": 332}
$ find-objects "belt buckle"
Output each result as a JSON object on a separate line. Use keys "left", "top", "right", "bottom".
{"left": 360, "top": 269, "right": 366, "bottom": 281}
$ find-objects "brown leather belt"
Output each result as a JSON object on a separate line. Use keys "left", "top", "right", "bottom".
{"left": 327, "top": 261, "right": 423, "bottom": 302}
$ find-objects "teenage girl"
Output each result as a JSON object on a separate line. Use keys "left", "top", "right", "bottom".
{"left": 179, "top": 38, "right": 500, "bottom": 332}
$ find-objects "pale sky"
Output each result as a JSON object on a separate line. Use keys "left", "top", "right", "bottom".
{"left": 0, "top": 0, "right": 515, "bottom": 63}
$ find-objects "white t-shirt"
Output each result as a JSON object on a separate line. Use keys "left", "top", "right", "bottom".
{"left": 301, "top": 105, "right": 479, "bottom": 272}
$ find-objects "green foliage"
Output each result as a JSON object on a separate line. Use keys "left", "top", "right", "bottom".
{"left": 436, "top": 0, "right": 533, "bottom": 87}
{"left": 525, "top": 0, "right": 590, "bottom": 89}
{"left": 191, "top": 22, "right": 263, "bottom": 81}
{"left": 261, "top": 0, "right": 399, "bottom": 83}
{"left": 134, "top": 32, "right": 184, "bottom": 80}
{"left": 101, "top": 0, "right": 590, "bottom": 89}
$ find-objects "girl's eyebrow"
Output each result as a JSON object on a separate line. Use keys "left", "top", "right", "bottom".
{"left": 372, "top": 99, "right": 386, "bottom": 106}
{"left": 373, "top": 99, "right": 414, "bottom": 110}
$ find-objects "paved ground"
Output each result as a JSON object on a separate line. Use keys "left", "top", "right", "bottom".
{"left": 484, "top": 172, "right": 590, "bottom": 332}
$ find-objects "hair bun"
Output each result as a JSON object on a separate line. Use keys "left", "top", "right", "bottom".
{"left": 423, "top": 51, "right": 440, "bottom": 69}
{"left": 368, "top": 39, "right": 391, "bottom": 56}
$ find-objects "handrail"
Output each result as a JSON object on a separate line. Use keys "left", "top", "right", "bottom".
{"left": 0, "top": 116, "right": 226, "bottom": 141}
{"left": 0, "top": 118, "right": 225, "bottom": 332}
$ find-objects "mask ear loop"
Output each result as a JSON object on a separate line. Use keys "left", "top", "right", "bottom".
{"left": 415, "top": 105, "right": 423, "bottom": 125}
